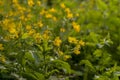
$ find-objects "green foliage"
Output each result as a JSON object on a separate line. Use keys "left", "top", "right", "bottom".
{"left": 0, "top": 0, "right": 120, "bottom": 80}
{"left": 79, "top": 60, "right": 95, "bottom": 72}
{"left": 52, "top": 60, "right": 72, "bottom": 74}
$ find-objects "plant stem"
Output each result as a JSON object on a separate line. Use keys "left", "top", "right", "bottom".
{"left": 84, "top": 66, "right": 88, "bottom": 80}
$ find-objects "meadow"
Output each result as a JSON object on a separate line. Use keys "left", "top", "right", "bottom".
{"left": 0, "top": 0, "right": 120, "bottom": 80}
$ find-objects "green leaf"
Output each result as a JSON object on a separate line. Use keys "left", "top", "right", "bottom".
{"left": 32, "top": 52, "right": 41, "bottom": 65}
{"left": 71, "top": 70, "right": 83, "bottom": 76}
{"left": 93, "top": 49, "right": 102, "bottom": 57}
{"left": 35, "top": 44, "right": 43, "bottom": 52}
{"left": 22, "top": 72, "right": 38, "bottom": 80}
{"left": 23, "top": 67, "right": 45, "bottom": 80}
{"left": 94, "top": 75, "right": 110, "bottom": 80}
{"left": 46, "top": 69, "right": 59, "bottom": 77}
{"left": 34, "top": 72, "right": 45, "bottom": 80}
{"left": 52, "top": 60, "right": 72, "bottom": 74}
{"left": 97, "top": 0, "right": 108, "bottom": 10}
{"left": 79, "top": 60, "right": 95, "bottom": 72}
{"left": 17, "top": 52, "right": 25, "bottom": 66}
{"left": 25, "top": 51, "right": 35, "bottom": 62}
{"left": 21, "top": 33, "right": 29, "bottom": 39}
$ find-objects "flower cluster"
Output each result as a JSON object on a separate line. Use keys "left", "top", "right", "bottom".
{"left": 0, "top": 0, "right": 86, "bottom": 79}
{"left": 1, "top": 0, "right": 119, "bottom": 80}
{"left": 0, "top": 0, "right": 85, "bottom": 60}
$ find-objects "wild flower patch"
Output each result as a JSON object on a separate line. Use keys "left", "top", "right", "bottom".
{"left": 0, "top": 0, "right": 120, "bottom": 80}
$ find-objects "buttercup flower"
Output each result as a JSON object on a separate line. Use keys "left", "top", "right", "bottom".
{"left": 0, "top": 44, "right": 4, "bottom": 51}
{"left": 79, "top": 40, "right": 85, "bottom": 46}
{"left": 53, "top": 37, "right": 62, "bottom": 47}
{"left": 65, "top": 8, "right": 70, "bottom": 13}
{"left": 67, "top": 12, "right": 73, "bottom": 19}
{"left": 0, "top": 55, "right": 5, "bottom": 63}
{"left": 73, "top": 49, "right": 80, "bottom": 55}
{"left": 52, "top": 16, "right": 57, "bottom": 21}
{"left": 60, "top": 28, "right": 66, "bottom": 32}
{"left": 34, "top": 33, "right": 41, "bottom": 43}
{"left": 43, "top": 30, "right": 50, "bottom": 40}
{"left": 73, "top": 45, "right": 81, "bottom": 55}
{"left": 45, "top": 13, "right": 52, "bottom": 18}
{"left": 12, "top": 0, "right": 18, "bottom": 4}
{"left": 28, "top": 0, "right": 34, "bottom": 7}
{"left": 37, "top": 1, "right": 41, "bottom": 6}
{"left": 58, "top": 50, "right": 64, "bottom": 56}
{"left": 68, "top": 37, "right": 78, "bottom": 44}
{"left": 72, "top": 22, "right": 80, "bottom": 32}
{"left": 60, "top": 3, "right": 66, "bottom": 9}
{"left": 26, "top": 25, "right": 32, "bottom": 30}
{"left": 38, "top": 21, "right": 43, "bottom": 28}
{"left": 49, "top": 8, "right": 56, "bottom": 13}
{"left": 64, "top": 55, "right": 71, "bottom": 61}
{"left": 40, "top": 9, "right": 46, "bottom": 15}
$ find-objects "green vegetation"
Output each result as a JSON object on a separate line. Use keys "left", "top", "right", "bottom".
{"left": 0, "top": 0, "right": 120, "bottom": 80}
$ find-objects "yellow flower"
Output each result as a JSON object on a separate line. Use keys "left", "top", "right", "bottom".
{"left": 72, "top": 22, "right": 80, "bottom": 32}
{"left": 76, "top": 13, "right": 79, "bottom": 17}
{"left": 67, "top": 12, "right": 73, "bottom": 19}
{"left": 49, "top": 8, "right": 56, "bottom": 13}
{"left": 76, "top": 45, "right": 81, "bottom": 49}
{"left": 53, "top": 37, "right": 62, "bottom": 47}
{"left": 34, "top": 33, "right": 41, "bottom": 43}
{"left": 0, "top": 55, "right": 5, "bottom": 63}
{"left": 60, "top": 3, "right": 66, "bottom": 9}
{"left": 65, "top": 8, "right": 70, "bottom": 13}
{"left": 26, "top": 25, "right": 32, "bottom": 30}
{"left": 44, "top": 30, "right": 50, "bottom": 34}
{"left": 16, "top": 5, "right": 26, "bottom": 14}
{"left": 79, "top": 40, "right": 85, "bottom": 46}
{"left": 58, "top": 50, "right": 64, "bottom": 56}
{"left": 52, "top": 16, "right": 57, "bottom": 21}
{"left": 40, "top": 9, "right": 46, "bottom": 15}
{"left": 4, "top": 36, "right": 11, "bottom": 41}
{"left": 20, "top": 15, "right": 25, "bottom": 20}
{"left": 9, "top": 28, "right": 17, "bottom": 34}
{"left": 2, "top": 19, "right": 10, "bottom": 30}
{"left": 8, "top": 11, "right": 14, "bottom": 16}
{"left": 37, "top": 1, "right": 41, "bottom": 6}
{"left": 0, "top": 44, "right": 4, "bottom": 51}
{"left": 43, "top": 33, "right": 49, "bottom": 40}
{"left": 0, "top": 1, "right": 3, "bottom": 5}
{"left": 28, "top": 0, "right": 34, "bottom": 7}
{"left": 60, "top": 28, "right": 66, "bottom": 32}
{"left": 28, "top": 29, "right": 36, "bottom": 36}
{"left": 27, "top": 13, "right": 33, "bottom": 19}
{"left": 73, "top": 49, "right": 80, "bottom": 55}
{"left": 8, "top": 22, "right": 16, "bottom": 28}
{"left": 73, "top": 45, "right": 81, "bottom": 55}
{"left": 12, "top": 0, "right": 18, "bottom": 4}
{"left": 45, "top": 13, "right": 52, "bottom": 18}
{"left": 68, "top": 37, "right": 78, "bottom": 44}
{"left": 38, "top": 21, "right": 43, "bottom": 28}
{"left": 43, "top": 30, "right": 50, "bottom": 40}
{"left": 64, "top": 55, "right": 71, "bottom": 61}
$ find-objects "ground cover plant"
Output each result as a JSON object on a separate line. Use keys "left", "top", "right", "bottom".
{"left": 0, "top": 0, "right": 120, "bottom": 80}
